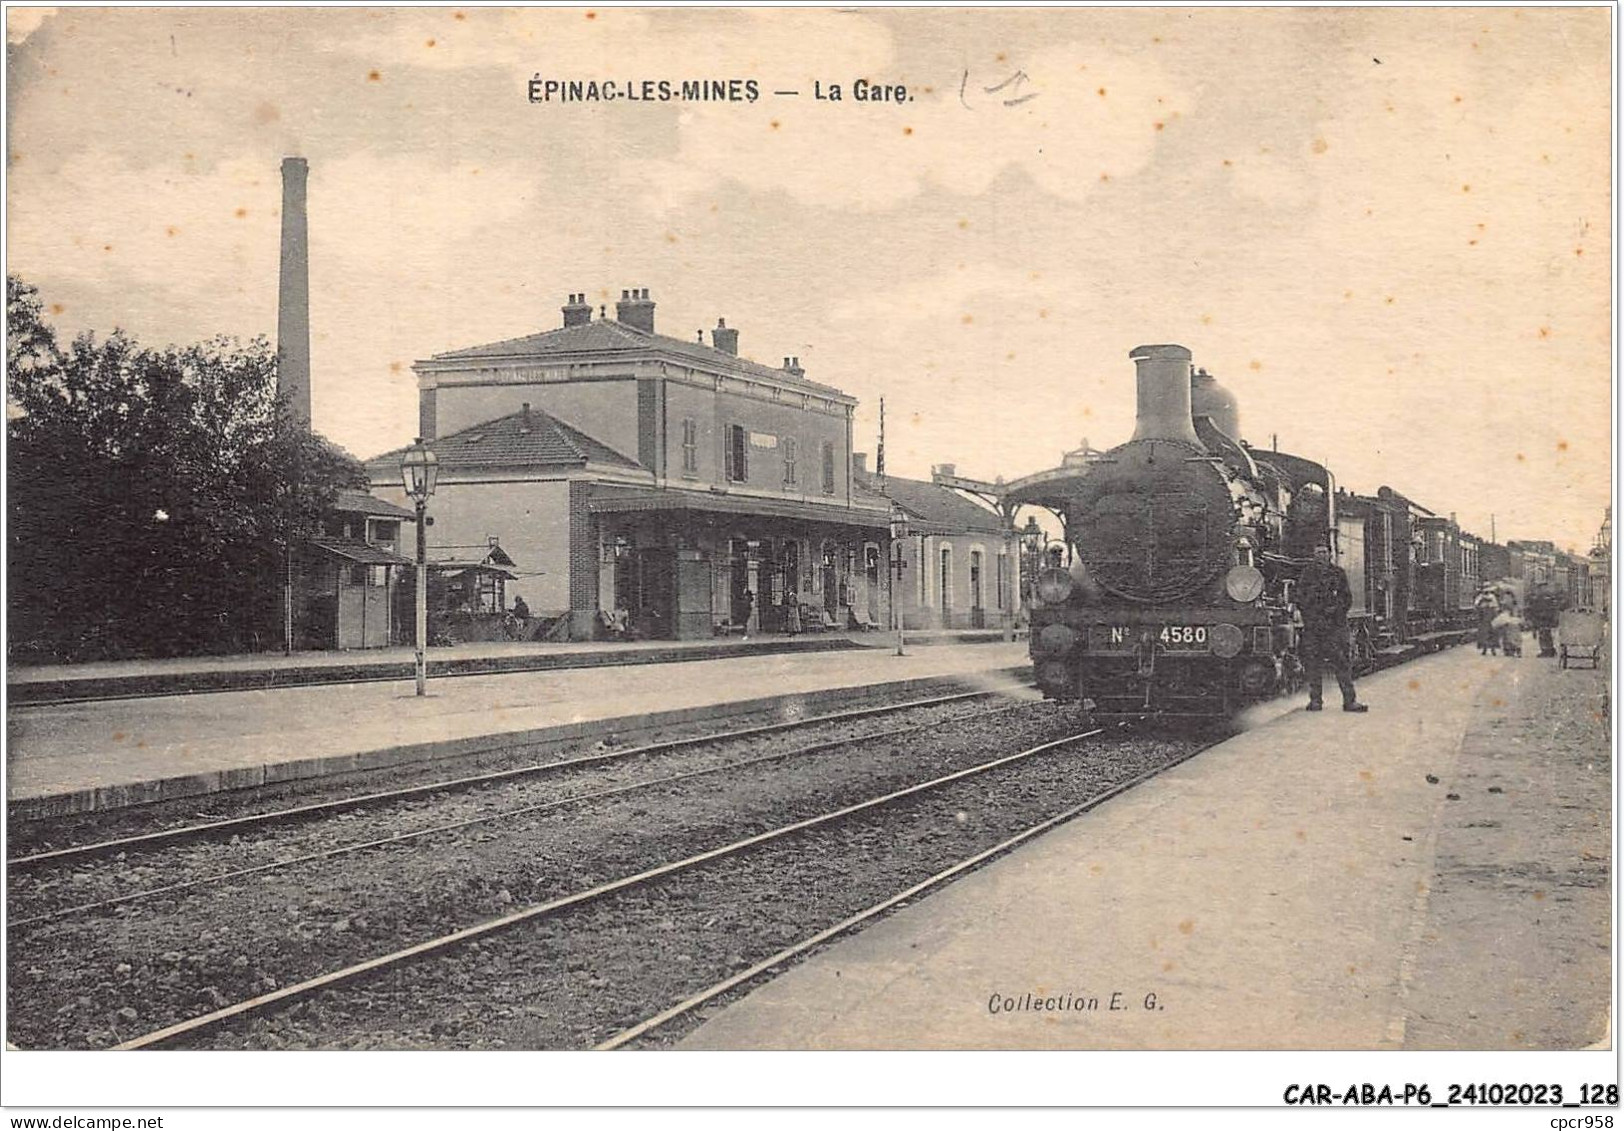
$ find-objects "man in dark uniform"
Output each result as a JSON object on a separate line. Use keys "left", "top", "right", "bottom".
{"left": 1295, "top": 543, "right": 1369, "bottom": 713}
{"left": 1526, "top": 583, "right": 1560, "bottom": 657}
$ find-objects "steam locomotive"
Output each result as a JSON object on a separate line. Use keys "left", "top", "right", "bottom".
{"left": 1006, "top": 343, "right": 1561, "bottom": 718}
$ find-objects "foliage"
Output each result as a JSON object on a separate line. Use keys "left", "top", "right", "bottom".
{"left": 7, "top": 275, "right": 368, "bottom": 661}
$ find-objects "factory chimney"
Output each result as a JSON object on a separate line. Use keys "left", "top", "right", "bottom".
{"left": 1128, "top": 343, "right": 1200, "bottom": 446}
{"left": 277, "top": 156, "right": 312, "bottom": 429}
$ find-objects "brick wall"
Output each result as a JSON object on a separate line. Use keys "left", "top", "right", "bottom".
{"left": 568, "top": 480, "right": 598, "bottom": 637}
{"left": 418, "top": 387, "right": 437, "bottom": 441}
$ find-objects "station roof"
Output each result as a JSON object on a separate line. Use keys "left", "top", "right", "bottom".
{"left": 855, "top": 472, "right": 1005, "bottom": 536}
{"left": 423, "top": 318, "right": 852, "bottom": 402}
{"left": 588, "top": 483, "right": 890, "bottom": 530}
{"left": 365, "top": 407, "right": 643, "bottom": 478}
{"left": 331, "top": 490, "right": 414, "bottom": 520}
{"left": 308, "top": 537, "right": 412, "bottom": 567}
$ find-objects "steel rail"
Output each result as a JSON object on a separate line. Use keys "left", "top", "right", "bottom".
{"left": 12, "top": 701, "right": 1033, "bottom": 929}
{"left": 10, "top": 689, "right": 1004, "bottom": 869}
{"left": 112, "top": 724, "right": 1105, "bottom": 1051}
{"left": 595, "top": 726, "right": 1210, "bottom": 1050}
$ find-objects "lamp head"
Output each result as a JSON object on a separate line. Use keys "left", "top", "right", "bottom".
{"left": 401, "top": 437, "right": 440, "bottom": 502}
{"left": 888, "top": 502, "right": 909, "bottom": 539}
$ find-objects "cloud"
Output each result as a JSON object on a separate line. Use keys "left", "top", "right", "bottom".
{"left": 625, "top": 38, "right": 1193, "bottom": 213}
{"left": 340, "top": 9, "right": 1195, "bottom": 214}
{"left": 6, "top": 7, "right": 54, "bottom": 46}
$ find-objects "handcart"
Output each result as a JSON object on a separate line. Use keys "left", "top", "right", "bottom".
{"left": 1558, "top": 609, "right": 1605, "bottom": 670}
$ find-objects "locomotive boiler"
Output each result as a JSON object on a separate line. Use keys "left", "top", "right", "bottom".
{"left": 1009, "top": 344, "right": 1343, "bottom": 717}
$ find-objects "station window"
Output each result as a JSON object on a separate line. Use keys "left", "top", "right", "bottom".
{"left": 821, "top": 441, "right": 836, "bottom": 494}
{"left": 726, "top": 424, "right": 748, "bottom": 482}
{"left": 681, "top": 418, "right": 698, "bottom": 474}
{"left": 783, "top": 437, "right": 798, "bottom": 486}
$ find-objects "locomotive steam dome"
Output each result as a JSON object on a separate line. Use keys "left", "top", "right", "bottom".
{"left": 1190, "top": 367, "right": 1240, "bottom": 440}
{"left": 1070, "top": 345, "right": 1235, "bottom": 603}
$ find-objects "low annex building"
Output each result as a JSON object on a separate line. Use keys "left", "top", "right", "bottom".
{"left": 853, "top": 456, "right": 1015, "bottom": 631}
{"left": 294, "top": 489, "right": 414, "bottom": 650}
{"left": 366, "top": 289, "right": 893, "bottom": 640}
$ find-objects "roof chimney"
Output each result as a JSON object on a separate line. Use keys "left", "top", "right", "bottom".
{"left": 276, "top": 156, "right": 311, "bottom": 428}
{"left": 561, "top": 292, "right": 592, "bottom": 328}
{"left": 712, "top": 317, "right": 739, "bottom": 355}
{"left": 616, "top": 286, "right": 656, "bottom": 333}
{"left": 783, "top": 356, "right": 805, "bottom": 379}
{"left": 520, "top": 402, "right": 533, "bottom": 434}
{"left": 852, "top": 452, "right": 869, "bottom": 477}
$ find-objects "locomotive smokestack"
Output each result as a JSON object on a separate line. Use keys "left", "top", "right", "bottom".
{"left": 1129, "top": 343, "right": 1200, "bottom": 446}
{"left": 277, "top": 156, "right": 312, "bottom": 429}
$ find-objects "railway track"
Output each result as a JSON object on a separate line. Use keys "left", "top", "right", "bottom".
{"left": 84, "top": 721, "right": 1212, "bottom": 1052}
{"left": 597, "top": 735, "right": 1205, "bottom": 1050}
{"left": 12, "top": 694, "right": 1109, "bottom": 1049}
{"left": 9, "top": 688, "right": 1001, "bottom": 866}
{"left": 119, "top": 723, "right": 1120, "bottom": 1049}
{"left": 9, "top": 695, "right": 1031, "bottom": 929}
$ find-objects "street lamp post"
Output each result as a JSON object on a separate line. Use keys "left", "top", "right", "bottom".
{"left": 889, "top": 503, "right": 910, "bottom": 656}
{"left": 1020, "top": 516, "right": 1043, "bottom": 620}
{"left": 401, "top": 437, "right": 440, "bottom": 697}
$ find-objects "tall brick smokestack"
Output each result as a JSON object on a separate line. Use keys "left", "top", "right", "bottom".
{"left": 277, "top": 156, "right": 312, "bottom": 429}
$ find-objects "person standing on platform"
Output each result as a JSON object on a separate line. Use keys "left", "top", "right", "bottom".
{"left": 1494, "top": 589, "right": 1523, "bottom": 657}
{"left": 742, "top": 589, "right": 756, "bottom": 640}
{"left": 1527, "top": 583, "right": 1560, "bottom": 657}
{"left": 1295, "top": 543, "right": 1369, "bottom": 713}
{"left": 1473, "top": 585, "right": 1501, "bottom": 655}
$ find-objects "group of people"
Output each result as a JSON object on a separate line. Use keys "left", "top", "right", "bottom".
{"left": 1474, "top": 582, "right": 1561, "bottom": 658}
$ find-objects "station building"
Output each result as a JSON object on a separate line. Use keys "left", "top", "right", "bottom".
{"left": 853, "top": 456, "right": 1014, "bottom": 632}
{"left": 365, "top": 289, "right": 893, "bottom": 640}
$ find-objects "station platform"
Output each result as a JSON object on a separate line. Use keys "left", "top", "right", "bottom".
{"left": 6, "top": 642, "right": 1031, "bottom": 819}
{"left": 5, "top": 627, "right": 1015, "bottom": 705}
{"left": 681, "top": 645, "right": 1613, "bottom": 1051}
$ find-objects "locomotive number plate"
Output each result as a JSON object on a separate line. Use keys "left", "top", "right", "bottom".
{"left": 1091, "top": 625, "right": 1211, "bottom": 651}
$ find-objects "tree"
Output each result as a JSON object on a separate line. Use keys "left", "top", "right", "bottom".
{"left": 7, "top": 275, "right": 367, "bottom": 660}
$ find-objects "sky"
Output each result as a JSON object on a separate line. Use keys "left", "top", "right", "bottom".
{"left": 6, "top": 6, "right": 1613, "bottom": 552}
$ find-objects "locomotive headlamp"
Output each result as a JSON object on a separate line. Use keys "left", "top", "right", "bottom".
{"left": 1238, "top": 658, "right": 1275, "bottom": 695}
{"left": 1224, "top": 564, "right": 1265, "bottom": 603}
{"left": 1034, "top": 623, "right": 1079, "bottom": 657}
{"left": 1035, "top": 567, "right": 1074, "bottom": 605}
{"left": 1209, "top": 622, "right": 1245, "bottom": 659}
